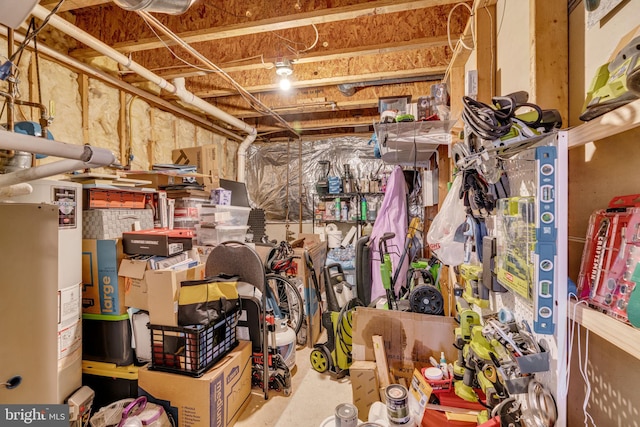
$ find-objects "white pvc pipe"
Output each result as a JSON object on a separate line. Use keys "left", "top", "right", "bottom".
{"left": 172, "top": 78, "right": 257, "bottom": 182}
{"left": 0, "top": 129, "right": 116, "bottom": 164}
{"left": 171, "top": 78, "right": 254, "bottom": 134}
{"left": 0, "top": 26, "right": 243, "bottom": 142}
{"left": 31, "top": 5, "right": 255, "bottom": 136}
{"left": 237, "top": 130, "right": 258, "bottom": 183}
{"left": 0, "top": 159, "right": 90, "bottom": 187}
{"left": 0, "top": 183, "right": 33, "bottom": 199}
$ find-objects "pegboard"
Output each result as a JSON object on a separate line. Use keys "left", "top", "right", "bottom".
{"left": 472, "top": 133, "right": 567, "bottom": 424}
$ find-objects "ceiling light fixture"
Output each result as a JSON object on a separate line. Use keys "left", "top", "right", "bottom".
{"left": 275, "top": 58, "right": 293, "bottom": 91}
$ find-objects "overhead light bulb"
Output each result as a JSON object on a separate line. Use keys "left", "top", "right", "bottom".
{"left": 275, "top": 58, "right": 293, "bottom": 91}
{"left": 279, "top": 77, "right": 292, "bottom": 91}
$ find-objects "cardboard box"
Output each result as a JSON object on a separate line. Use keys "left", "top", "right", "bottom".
{"left": 350, "top": 360, "right": 380, "bottom": 421}
{"left": 172, "top": 145, "right": 221, "bottom": 191}
{"left": 352, "top": 308, "right": 457, "bottom": 384}
{"left": 138, "top": 340, "right": 252, "bottom": 427}
{"left": 123, "top": 229, "right": 194, "bottom": 256}
{"left": 83, "top": 208, "right": 154, "bottom": 240}
{"left": 82, "top": 239, "right": 126, "bottom": 315}
{"left": 119, "top": 259, "right": 204, "bottom": 325}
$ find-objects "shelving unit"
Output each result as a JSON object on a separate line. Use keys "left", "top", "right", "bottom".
{"left": 563, "top": 98, "right": 640, "bottom": 336}
{"left": 315, "top": 192, "right": 383, "bottom": 240}
{"left": 568, "top": 300, "right": 640, "bottom": 360}
{"left": 562, "top": 97, "right": 640, "bottom": 425}
{"left": 373, "top": 120, "right": 457, "bottom": 166}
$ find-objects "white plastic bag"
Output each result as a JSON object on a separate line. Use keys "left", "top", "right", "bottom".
{"left": 427, "top": 174, "right": 467, "bottom": 266}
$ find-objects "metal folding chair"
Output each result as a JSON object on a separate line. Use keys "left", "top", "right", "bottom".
{"left": 205, "top": 241, "right": 270, "bottom": 400}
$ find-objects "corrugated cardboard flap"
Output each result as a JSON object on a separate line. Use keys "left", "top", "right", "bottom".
{"left": 119, "top": 258, "right": 149, "bottom": 279}
{"left": 352, "top": 307, "right": 457, "bottom": 366}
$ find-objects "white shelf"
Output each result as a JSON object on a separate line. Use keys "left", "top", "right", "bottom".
{"left": 567, "top": 98, "right": 640, "bottom": 149}
{"left": 568, "top": 300, "right": 640, "bottom": 360}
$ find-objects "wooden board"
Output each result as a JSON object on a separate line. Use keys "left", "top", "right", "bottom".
{"left": 529, "top": 0, "right": 569, "bottom": 125}
{"left": 372, "top": 335, "right": 392, "bottom": 388}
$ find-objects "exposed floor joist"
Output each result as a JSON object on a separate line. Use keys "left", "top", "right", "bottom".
{"left": 70, "top": 0, "right": 462, "bottom": 58}
{"left": 122, "top": 35, "right": 455, "bottom": 83}
{"left": 41, "top": 0, "right": 110, "bottom": 12}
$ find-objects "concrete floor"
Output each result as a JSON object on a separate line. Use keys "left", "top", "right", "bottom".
{"left": 235, "top": 343, "right": 353, "bottom": 427}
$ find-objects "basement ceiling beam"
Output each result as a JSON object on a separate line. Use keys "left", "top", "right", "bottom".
{"left": 70, "top": 0, "right": 461, "bottom": 58}
{"left": 189, "top": 66, "right": 447, "bottom": 98}
{"left": 41, "top": 0, "right": 110, "bottom": 12}
{"left": 122, "top": 35, "right": 454, "bottom": 83}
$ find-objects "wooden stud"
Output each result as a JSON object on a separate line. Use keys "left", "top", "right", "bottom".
{"left": 530, "top": 0, "right": 568, "bottom": 125}
{"left": 448, "top": 65, "right": 466, "bottom": 134}
{"left": 475, "top": 3, "right": 496, "bottom": 102}
{"left": 79, "top": 74, "right": 89, "bottom": 146}
{"left": 119, "top": 91, "right": 127, "bottom": 165}
{"left": 148, "top": 109, "right": 156, "bottom": 167}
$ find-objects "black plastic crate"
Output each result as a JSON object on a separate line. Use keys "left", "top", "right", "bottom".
{"left": 148, "top": 311, "right": 239, "bottom": 377}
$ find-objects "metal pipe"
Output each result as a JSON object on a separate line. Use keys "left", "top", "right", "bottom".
{"left": 12, "top": 99, "right": 50, "bottom": 139}
{"left": 0, "top": 26, "right": 242, "bottom": 141}
{"left": 30, "top": 5, "right": 256, "bottom": 137}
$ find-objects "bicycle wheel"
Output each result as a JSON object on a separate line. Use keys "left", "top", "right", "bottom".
{"left": 266, "top": 274, "right": 305, "bottom": 336}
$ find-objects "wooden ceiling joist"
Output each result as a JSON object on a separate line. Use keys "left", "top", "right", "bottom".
{"left": 187, "top": 66, "right": 447, "bottom": 98}
{"left": 41, "top": 0, "right": 110, "bottom": 12}
{"left": 122, "top": 35, "right": 455, "bottom": 83}
{"left": 70, "top": 0, "right": 462, "bottom": 58}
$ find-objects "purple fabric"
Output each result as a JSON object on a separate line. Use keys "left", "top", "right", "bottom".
{"left": 369, "top": 166, "right": 409, "bottom": 301}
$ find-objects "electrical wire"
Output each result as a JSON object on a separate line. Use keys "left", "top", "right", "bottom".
{"left": 8, "top": 0, "right": 66, "bottom": 62}
{"left": 136, "top": 10, "right": 297, "bottom": 136}
{"left": 566, "top": 295, "right": 597, "bottom": 427}
{"left": 447, "top": 2, "right": 474, "bottom": 52}
{"left": 271, "top": 24, "right": 319, "bottom": 56}
{"left": 138, "top": 13, "right": 218, "bottom": 75}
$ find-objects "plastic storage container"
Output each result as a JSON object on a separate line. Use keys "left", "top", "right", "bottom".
{"left": 81, "top": 360, "right": 138, "bottom": 411}
{"left": 198, "top": 204, "right": 251, "bottom": 227}
{"left": 197, "top": 225, "right": 249, "bottom": 245}
{"left": 82, "top": 313, "right": 134, "bottom": 366}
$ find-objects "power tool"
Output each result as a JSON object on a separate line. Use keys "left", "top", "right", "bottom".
{"left": 581, "top": 36, "right": 640, "bottom": 121}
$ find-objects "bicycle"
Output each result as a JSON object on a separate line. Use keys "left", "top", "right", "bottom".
{"left": 264, "top": 242, "right": 305, "bottom": 342}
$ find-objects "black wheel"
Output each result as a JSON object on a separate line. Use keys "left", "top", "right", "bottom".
{"left": 409, "top": 285, "right": 444, "bottom": 315}
{"left": 266, "top": 274, "right": 305, "bottom": 335}
{"left": 310, "top": 345, "right": 332, "bottom": 373}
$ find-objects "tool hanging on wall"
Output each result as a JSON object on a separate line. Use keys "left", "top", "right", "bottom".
{"left": 581, "top": 35, "right": 640, "bottom": 121}
{"left": 453, "top": 91, "right": 561, "bottom": 186}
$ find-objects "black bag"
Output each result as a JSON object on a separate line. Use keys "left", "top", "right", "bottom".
{"left": 178, "top": 274, "right": 240, "bottom": 326}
